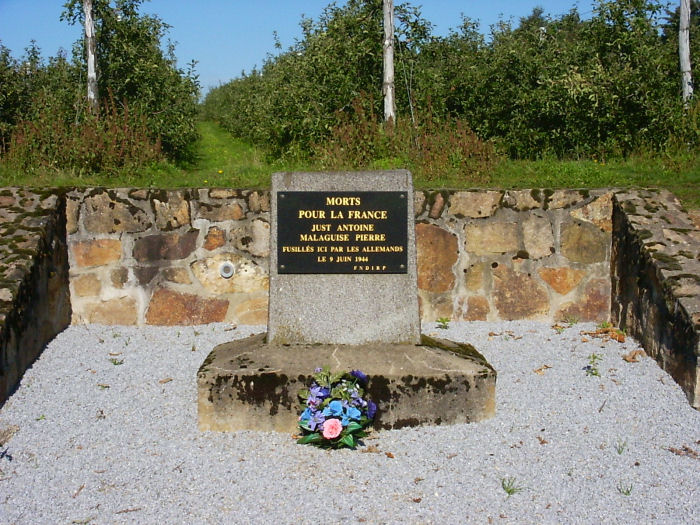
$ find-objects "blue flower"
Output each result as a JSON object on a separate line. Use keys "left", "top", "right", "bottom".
{"left": 322, "top": 400, "right": 344, "bottom": 417}
{"left": 308, "top": 410, "right": 326, "bottom": 431}
{"left": 343, "top": 405, "right": 361, "bottom": 424}
{"left": 299, "top": 407, "right": 312, "bottom": 422}
{"left": 367, "top": 400, "right": 377, "bottom": 419}
{"left": 350, "top": 370, "right": 368, "bottom": 385}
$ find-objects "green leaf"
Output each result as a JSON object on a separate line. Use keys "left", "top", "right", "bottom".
{"left": 297, "top": 433, "right": 323, "bottom": 444}
{"left": 345, "top": 421, "right": 363, "bottom": 433}
{"left": 340, "top": 434, "right": 356, "bottom": 448}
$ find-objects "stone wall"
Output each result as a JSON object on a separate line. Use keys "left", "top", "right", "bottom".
{"left": 66, "top": 188, "right": 614, "bottom": 326}
{"left": 611, "top": 189, "right": 699, "bottom": 409}
{"left": 66, "top": 188, "right": 270, "bottom": 326}
{"left": 414, "top": 189, "right": 613, "bottom": 323}
{"left": 0, "top": 189, "right": 71, "bottom": 404}
{"left": 0, "top": 185, "right": 697, "bottom": 409}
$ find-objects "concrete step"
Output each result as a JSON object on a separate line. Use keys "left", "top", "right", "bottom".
{"left": 197, "top": 333, "right": 496, "bottom": 433}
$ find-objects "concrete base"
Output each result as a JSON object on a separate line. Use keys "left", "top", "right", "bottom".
{"left": 197, "top": 333, "right": 496, "bottom": 433}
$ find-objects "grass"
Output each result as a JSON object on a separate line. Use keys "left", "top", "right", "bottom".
{"left": 0, "top": 120, "right": 697, "bottom": 210}
{"left": 500, "top": 476, "right": 524, "bottom": 498}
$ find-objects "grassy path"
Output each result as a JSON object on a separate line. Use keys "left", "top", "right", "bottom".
{"left": 0, "top": 120, "right": 697, "bottom": 208}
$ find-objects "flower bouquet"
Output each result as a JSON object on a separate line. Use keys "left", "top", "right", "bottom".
{"left": 297, "top": 367, "right": 376, "bottom": 449}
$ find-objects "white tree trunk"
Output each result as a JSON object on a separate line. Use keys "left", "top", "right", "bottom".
{"left": 680, "top": 0, "right": 693, "bottom": 105}
{"left": 83, "top": 0, "right": 98, "bottom": 113}
{"left": 383, "top": 0, "right": 396, "bottom": 124}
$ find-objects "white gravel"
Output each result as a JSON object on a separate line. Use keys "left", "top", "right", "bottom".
{"left": 0, "top": 321, "right": 698, "bottom": 524}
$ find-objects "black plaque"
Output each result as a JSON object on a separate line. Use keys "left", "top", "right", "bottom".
{"left": 277, "top": 191, "right": 408, "bottom": 274}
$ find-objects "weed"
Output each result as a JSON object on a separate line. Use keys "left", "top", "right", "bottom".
{"left": 615, "top": 439, "right": 628, "bottom": 455}
{"left": 617, "top": 480, "right": 633, "bottom": 496}
{"left": 35, "top": 415, "right": 45, "bottom": 421}
{"left": 584, "top": 353, "right": 603, "bottom": 377}
{"left": 109, "top": 358, "right": 124, "bottom": 366}
{"left": 500, "top": 476, "right": 524, "bottom": 498}
{"left": 563, "top": 315, "right": 579, "bottom": 325}
{"left": 436, "top": 317, "right": 450, "bottom": 330}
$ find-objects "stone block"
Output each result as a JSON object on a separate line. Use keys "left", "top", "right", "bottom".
{"left": 547, "top": 190, "right": 584, "bottom": 209}
{"left": 146, "top": 288, "right": 228, "bottom": 325}
{"left": 538, "top": 267, "right": 585, "bottom": 295}
{"left": 133, "top": 230, "right": 198, "bottom": 262}
{"left": 429, "top": 192, "right": 445, "bottom": 218}
{"left": 209, "top": 189, "right": 240, "bottom": 199}
{"left": 464, "top": 295, "right": 490, "bottom": 321}
{"left": 72, "top": 239, "right": 122, "bottom": 267}
{"left": 232, "top": 297, "right": 268, "bottom": 324}
{"left": 414, "top": 191, "right": 426, "bottom": 217}
{"left": 416, "top": 223, "right": 457, "bottom": 293}
{"left": 465, "top": 222, "right": 519, "bottom": 255}
{"left": 507, "top": 190, "right": 540, "bottom": 211}
{"left": 493, "top": 265, "right": 549, "bottom": 320}
{"left": 66, "top": 197, "right": 79, "bottom": 234}
{"left": 110, "top": 267, "right": 129, "bottom": 288}
{"left": 247, "top": 191, "right": 270, "bottom": 213}
{"left": 85, "top": 297, "right": 138, "bottom": 325}
{"left": 191, "top": 253, "right": 268, "bottom": 294}
{"left": 72, "top": 273, "right": 101, "bottom": 297}
{"left": 449, "top": 191, "right": 502, "bottom": 218}
{"left": 163, "top": 267, "right": 191, "bottom": 284}
{"left": 557, "top": 278, "right": 610, "bottom": 322}
{"left": 561, "top": 221, "right": 609, "bottom": 263}
{"left": 233, "top": 219, "right": 270, "bottom": 257}
{"left": 197, "top": 334, "right": 496, "bottom": 432}
{"left": 522, "top": 215, "right": 554, "bottom": 259}
{"left": 196, "top": 202, "right": 245, "bottom": 222}
{"left": 82, "top": 192, "right": 151, "bottom": 233}
{"left": 204, "top": 227, "right": 226, "bottom": 251}
{"left": 153, "top": 191, "right": 190, "bottom": 230}
{"left": 464, "top": 263, "right": 486, "bottom": 291}
{"left": 571, "top": 193, "right": 613, "bottom": 232}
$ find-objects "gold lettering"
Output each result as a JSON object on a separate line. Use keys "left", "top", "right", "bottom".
{"left": 354, "top": 233, "right": 386, "bottom": 242}
{"left": 299, "top": 233, "right": 350, "bottom": 242}
{"left": 310, "top": 223, "right": 331, "bottom": 232}
{"left": 326, "top": 196, "right": 361, "bottom": 206}
{"left": 298, "top": 210, "right": 326, "bottom": 219}
{"left": 347, "top": 210, "right": 387, "bottom": 220}
{"left": 336, "top": 223, "right": 374, "bottom": 232}
{"left": 330, "top": 210, "right": 344, "bottom": 219}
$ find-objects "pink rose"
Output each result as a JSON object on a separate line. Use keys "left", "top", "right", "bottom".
{"left": 322, "top": 418, "right": 342, "bottom": 439}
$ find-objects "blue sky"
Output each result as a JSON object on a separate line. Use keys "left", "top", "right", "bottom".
{"left": 0, "top": 1, "right": 596, "bottom": 93}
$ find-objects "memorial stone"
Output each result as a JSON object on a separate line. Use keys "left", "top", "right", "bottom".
{"left": 269, "top": 170, "right": 420, "bottom": 344}
{"left": 197, "top": 171, "right": 496, "bottom": 433}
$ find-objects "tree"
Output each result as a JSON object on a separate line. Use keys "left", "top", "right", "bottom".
{"left": 62, "top": 0, "right": 200, "bottom": 160}
{"left": 383, "top": 0, "right": 396, "bottom": 123}
{"left": 83, "top": 0, "right": 98, "bottom": 113}
{"left": 680, "top": 0, "right": 694, "bottom": 103}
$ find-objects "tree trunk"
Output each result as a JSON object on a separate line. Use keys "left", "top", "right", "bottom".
{"left": 383, "top": 0, "right": 396, "bottom": 124}
{"left": 83, "top": 0, "right": 98, "bottom": 113}
{"left": 680, "top": 0, "right": 694, "bottom": 105}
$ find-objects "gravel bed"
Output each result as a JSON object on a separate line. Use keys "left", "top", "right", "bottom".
{"left": 0, "top": 321, "right": 698, "bottom": 524}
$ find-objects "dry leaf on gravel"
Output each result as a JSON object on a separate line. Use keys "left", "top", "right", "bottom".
{"left": 0, "top": 424, "right": 19, "bottom": 446}
{"left": 158, "top": 377, "right": 173, "bottom": 384}
{"left": 534, "top": 364, "right": 552, "bottom": 375}
{"left": 385, "top": 452, "right": 395, "bottom": 458}
{"left": 622, "top": 349, "right": 647, "bottom": 363}
{"left": 361, "top": 445, "right": 381, "bottom": 454}
{"left": 580, "top": 326, "right": 626, "bottom": 343}
{"left": 667, "top": 445, "right": 699, "bottom": 459}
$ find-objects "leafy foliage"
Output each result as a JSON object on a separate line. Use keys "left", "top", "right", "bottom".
{"left": 62, "top": 0, "right": 200, "bottom": 160}
{"left": 0, "top": 0, "right": 198, "bottom": 176}
{"left": 204, "top": 0, "right": 699, "bottom": 166}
